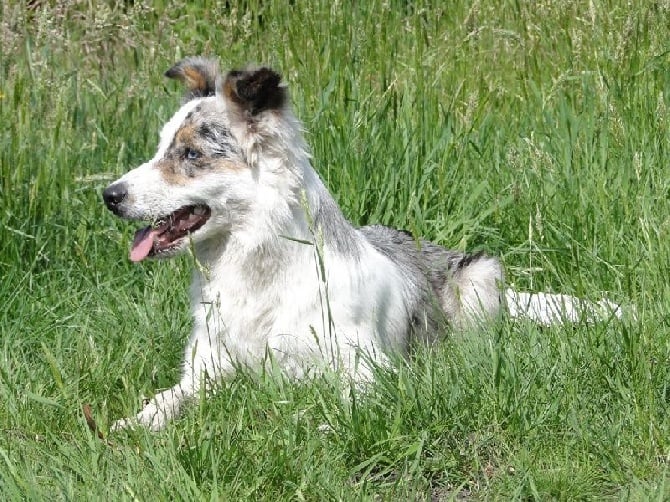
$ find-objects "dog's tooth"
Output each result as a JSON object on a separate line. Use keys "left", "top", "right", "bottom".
{"left": 193, "top": 206, "right": 205, "bottom": 216}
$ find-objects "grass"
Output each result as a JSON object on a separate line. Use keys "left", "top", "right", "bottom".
{"left": 1, "top": 0, "right": 669, "bottom": 498}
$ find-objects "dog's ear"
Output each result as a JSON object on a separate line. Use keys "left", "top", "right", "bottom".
{"left": 165, "top": 57, "right": 220, "bottom": 100}
{"left": 222, "top": 67, "right": 287, "bottom": 116}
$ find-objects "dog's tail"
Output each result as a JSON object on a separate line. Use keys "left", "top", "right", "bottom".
{"left": 504, "top": 289, "right": 629, "bottom": 326}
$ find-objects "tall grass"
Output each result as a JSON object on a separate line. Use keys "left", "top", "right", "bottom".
{"left": 1, "top": 0, "right": 669, "bottom": 498}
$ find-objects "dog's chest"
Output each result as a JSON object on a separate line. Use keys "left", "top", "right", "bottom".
{"left": 188, "top": 262, "right": 326, "bottom": 367}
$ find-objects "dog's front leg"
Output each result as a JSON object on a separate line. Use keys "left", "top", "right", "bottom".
{"left": 111, "top": 322, "right": 233, "bottom": 432}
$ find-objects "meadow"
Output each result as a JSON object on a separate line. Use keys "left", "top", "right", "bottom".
{"left": 1, "top": 0, "right": 669, "bottom": 499}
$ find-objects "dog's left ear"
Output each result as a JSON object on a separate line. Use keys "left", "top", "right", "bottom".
{"left": 165, "top": 57, "right": 220, "bottom": 101}
{"left": 222, "top": 67, "right": 287, "bottom": 117}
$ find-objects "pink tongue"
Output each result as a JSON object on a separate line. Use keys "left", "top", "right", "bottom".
{"left": 130, "top": 226, "right": 159, "bottom": 262}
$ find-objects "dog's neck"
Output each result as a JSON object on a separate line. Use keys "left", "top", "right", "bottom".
{"left": 192, "top": 161, "right": 359, "bottom": 288}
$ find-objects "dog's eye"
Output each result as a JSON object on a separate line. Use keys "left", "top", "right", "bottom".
{"left": 185, "top": 148, "right": 200, "bottom": 160}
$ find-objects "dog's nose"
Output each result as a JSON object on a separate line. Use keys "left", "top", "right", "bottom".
{"left": 103, "top": 182, "right": 128, "bottom": 213}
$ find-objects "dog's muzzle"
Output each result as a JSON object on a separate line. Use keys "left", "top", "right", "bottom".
{"left": 103, "top": 182, "right": 128, "bottom": 216}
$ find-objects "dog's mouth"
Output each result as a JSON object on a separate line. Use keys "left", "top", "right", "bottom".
{"left": 129, "top": 205, "right": 211, "bottom": 262}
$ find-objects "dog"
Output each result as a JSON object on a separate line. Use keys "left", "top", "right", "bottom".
{"left": 103, "top": 57, "right": 623, "bottom": 431}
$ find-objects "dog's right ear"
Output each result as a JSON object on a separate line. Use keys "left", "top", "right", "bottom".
{"left": 165, "top": 57, "right": 220, "bottom": 101}
{"left": 222, "top": 67, "right": 287, "bottom": 118}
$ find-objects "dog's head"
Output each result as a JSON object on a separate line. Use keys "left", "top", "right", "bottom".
{"left": 103, "top": 57, "right": 304, "bottom": 262}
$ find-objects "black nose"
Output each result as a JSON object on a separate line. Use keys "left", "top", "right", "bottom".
{"left": 103, "top": 182, "right": 128, "bottom": 214}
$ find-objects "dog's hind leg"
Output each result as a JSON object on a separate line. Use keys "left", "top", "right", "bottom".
{"left": 444, "top": 255, "right": 505, "bottom": 328}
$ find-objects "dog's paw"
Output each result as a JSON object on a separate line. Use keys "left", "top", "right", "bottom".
{"left": 110, "top": 417, "right": 137, "bottom": 432}
{"left": 137, "top": 400, "right": 174, "bottom": 431}
{"left": 317, "top": 422, "right": 335, "bottom": 433}
{"left": 111, "top": 389, "right": 184, "bottom": 433}
{"left": 110, "top": 406, "right": 171, "bottom": 432}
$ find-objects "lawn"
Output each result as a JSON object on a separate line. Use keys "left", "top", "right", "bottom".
{"left": 1, "top": 0, "right": 669, "bottom": 499}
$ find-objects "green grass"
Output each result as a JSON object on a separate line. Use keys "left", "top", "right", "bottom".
{"left": 1, "top": 0, "right": 669, "bottom": 499}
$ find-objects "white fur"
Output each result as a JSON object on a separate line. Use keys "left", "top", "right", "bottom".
{"left": 107, "top": 66, "right": 625, "bottom": 431}
{"left": 505, "top": 289, "right": 625, "bottom": 326}
{"left": 109, "top": 94, "right": 412, "bottom": 430}
{"left": 450, "top": 257, "right": 504, "bottom": 327}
